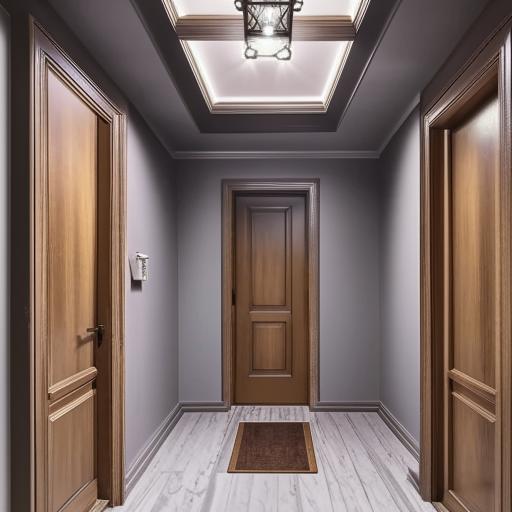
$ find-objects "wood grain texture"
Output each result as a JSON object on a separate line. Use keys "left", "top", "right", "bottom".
{"left": 174, "top": 15, "right": 356, "bottom": 41}
{"left": 235, "top": 195, "right": 307, "bottom": 404}
{"left": 48, "top": 366, "right": 98, "bottom": 402}
{"left": 252, "top": 323, "right": 287, "bottom": 371}
{"left": 421, "top": 22, "right": 511, "bottom": 511}
{"left": 250, "top": 207, "right": 288, "bottom": 306}
{"left": 49, "top": 389, "right": 97, "bottom": 512}
{"left": 222, "top": 180, "right": 320, "bottom": 408}
{"left": 47, "top": 71, "right": 98, "bottom": 388}
{"left": 46, "top": 67, "right": 100, "bottom": 512}
{"left": 451, "top": 96, "right": 499, "bottom": 389}
{"left": 33, "top": 24, "right": 126, "bottom": 510}
{"left": 451, "top": 397, "right": 495, "bottom": 512}
{"left": 445, "top": 93, "right": 499, "bottom": 512}
{"left": 117, "top": 407, "right": 435, "bottom": 512}
{"left": 59, "top": 481, "right": 98, "bottom": 512}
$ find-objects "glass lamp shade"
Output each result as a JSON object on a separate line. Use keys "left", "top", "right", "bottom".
{"left": 245, "top": 37, "right": 291, "bottom": 60}
{"left": 235, "top": 0, "right": 303, "bottom": 60}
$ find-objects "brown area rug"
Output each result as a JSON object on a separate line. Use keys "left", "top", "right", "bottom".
{"left": 228, "top": 422, "right": 318, "bottom": 473}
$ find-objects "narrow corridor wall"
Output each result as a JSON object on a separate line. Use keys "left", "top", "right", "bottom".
{"left": 379, "top": 107, "right": 421, "bottom": 443}
{"left": 177, "top": 159, "right": 381, "bottom": 404}
{"left": 125, "top": 108, "right": 179, "bottom": 469}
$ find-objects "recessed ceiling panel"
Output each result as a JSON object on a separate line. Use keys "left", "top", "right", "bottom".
{"left": 170, "top": 0, "right": 360, "bottom": 113}
{"left": 173, "top": 0, "right": 362, "bottom": 18}
{"left": 129, "top": 0, "right": 399, "bottom": 131}
{"left": 187, "top": 40, "right": 349, "bottom": 110}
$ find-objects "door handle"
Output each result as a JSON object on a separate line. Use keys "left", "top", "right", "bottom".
{"left": 87, "top": 324, "right": 105, "bottom": 346}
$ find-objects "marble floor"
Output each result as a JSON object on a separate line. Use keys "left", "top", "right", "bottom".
{"left": 115, "top": 407, "right": 435, "bottom": 512}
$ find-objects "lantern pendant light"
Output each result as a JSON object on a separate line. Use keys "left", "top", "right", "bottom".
{"left": 234, "top": 0, "right": 304, "bottom": 60}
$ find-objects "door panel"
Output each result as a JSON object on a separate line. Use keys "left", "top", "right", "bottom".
{"left": 49, "top": 389, "right": 96, "bottom": 512}
{"left": 252, "top": 322, "right": 287, "bottom": 371}
{"left": 235, "top": 195, "right": 308, "bottom": 404}
{"left": 444, "top": 93, "right": 499, "bottom": 512}
{"left": 48, "top": 71, "right": 98, "bottom": 388}
{"left": 451, "top": 396, "right": 495, "bottom": 512}
{"left": 46, "top": 69, "right": 101, "bottom": 511}
{"left": 451, "top": 96, "right": 498, "bottom": 390}
{"left": 251, "top": 208, "right": 288, "bottom": 306}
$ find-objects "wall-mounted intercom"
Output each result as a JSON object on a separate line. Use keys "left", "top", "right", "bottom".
{"left": 129, "top": 252, "right": 149, "bottom": 281}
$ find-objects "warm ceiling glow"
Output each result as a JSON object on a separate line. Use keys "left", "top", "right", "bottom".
{"left": 185, "top": 40, "right": 350, "bottom": 111}
{"left": 173, "top": 0, "right": 363, "bottom": 18}
{"left": 167, "top": 0, "right": 365, "bottom": 113}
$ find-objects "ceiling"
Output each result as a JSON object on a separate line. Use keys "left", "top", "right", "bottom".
{"left": 184, "top": 40, "right": 350, "bottom": 112}
{"left": 167, "top": 0, "right": 365, "bottom": 114}
{"left": 48, "top": 0, "right": 489, "bottom": 155}
{"left": 131, "top": 0, "right": 394, "bottom": 132}
{"left": 172, "top": 0, "right": 361, "bottom": 17}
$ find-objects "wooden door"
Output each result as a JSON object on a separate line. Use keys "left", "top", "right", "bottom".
{"left": 43, "top": 67, "right": 108, "bottom": 512}
{"left": 442, "top": 92, "right": 501, "bottom": 512}
{"left": 234, "top": 194, "right": 308, "bottom": 404}
{"left": 31, "top": 26, "right": 125, "bottom": 512}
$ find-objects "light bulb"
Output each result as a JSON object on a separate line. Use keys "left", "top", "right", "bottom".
{"left": 262, "top": 24, "right": 274, "bottom": 37}
{"left": 261, "top": 6, "right": 278, "bottom": 36}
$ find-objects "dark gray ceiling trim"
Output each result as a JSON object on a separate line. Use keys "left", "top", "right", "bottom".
{"left": 130, "top": 0, "right": 400, "bottom": 133}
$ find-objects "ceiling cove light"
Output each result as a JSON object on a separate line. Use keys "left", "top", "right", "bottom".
{"left": 234, "top": 0, "right": 303, "bottom": 60}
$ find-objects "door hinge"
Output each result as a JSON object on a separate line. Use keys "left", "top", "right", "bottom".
{"left": 232, "top": 289, "right": 236, "bottom": 306}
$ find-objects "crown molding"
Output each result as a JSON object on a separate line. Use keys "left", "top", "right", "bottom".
{"left": 132, "top": 0, "right": 399, "bottom": 133}
{"left": 324, "top": 41, "right": 353, "bottom": 111}
{"left": 172, "top": 150, "right": 380, "bottom": 160}
{"left": 354, "top": 0, "right": 372, "bottom": 32}
{"left": 173, "top": 15, "right": 356, "bottom": 42}
{"left": 162, "top": 0, "right": 359, "bottom": 115}
{"left": 180, "top": 40, "right": 352, "bottom": 115}
{"left": 209, "top": 101, "right": 327, "bottom": 115}
{"left": 161, "top": 0, "right": 178, "bottom": 26}
{"left": 179, "top": 40, "right": 214, "bottom": 111}
{"left": 162, "top": 0, "right": 369, "bottom": 37}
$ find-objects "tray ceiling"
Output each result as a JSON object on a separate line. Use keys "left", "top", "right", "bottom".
{"left": 165, "top": 0, "right": 365, "bottom": 114}
{"left": 185, "top": 40, "right": 350, "bottom": 113}
{"left": 131, "top": 0, "right": 398, "bottom": 132}
{"left": 48, "top": 0, "right": 490, "bottom": 147}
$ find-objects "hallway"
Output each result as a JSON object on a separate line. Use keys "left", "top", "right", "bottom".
{"left": 118, "top": 407, "right": 434, "bottom": 512}
{"left": 3, "top": 1, "right": 512, "bottom": 511}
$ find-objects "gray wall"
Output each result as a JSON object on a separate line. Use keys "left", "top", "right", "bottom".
{"left": 0, "top": 6, "right": 8, "bottom": 511}
{"left": 177, "top": 159, "right": 381, "bottom": 404}
{"left": 1, "top": 0, "right": 179, "bottom": 496}
{"left": 125, "top": 108, "right": 179, "bottom": 469}
{"left": 379, "top": 107, "right": 421, "bottom": 443}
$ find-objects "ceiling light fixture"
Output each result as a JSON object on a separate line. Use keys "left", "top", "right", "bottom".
{"left": 234, "top": 0, "right": 303, "bottom": 60}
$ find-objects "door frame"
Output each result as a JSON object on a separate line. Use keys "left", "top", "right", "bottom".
{"left": 31, "top": 23, "right": 126, "bottom": 508}
{"left": 221, "top": 179, "right": 320, "bottom": 408}
{"left": 420, "top": 25, "right": 512, "bottom": 510}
